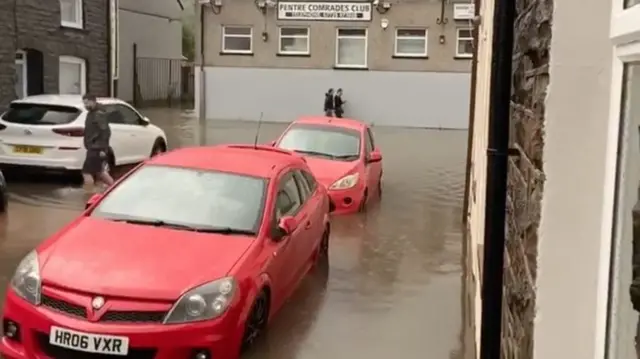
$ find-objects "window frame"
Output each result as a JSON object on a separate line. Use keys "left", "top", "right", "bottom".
{"left": 393, "top": 28, "right": 428, "bottom": 58}
{"left": 221, "top": 25, "right": 253, "bottom": 54}
{"left": 278, "top": 26, "right": 311, "bottom": 55}
{"left": 455, "top": 27, "right": 474, "bottom": 58}
{"left": 58, "top": 55, "right": 87, "bottom": 94}
{"left": 335, "top": 28, "right": 368, "bottom": 69}
{"left": 14, "top": 51, "right": 27, "bottom": 99}
{"left": 60, "top": 0, "right": 83, "bottom": 29}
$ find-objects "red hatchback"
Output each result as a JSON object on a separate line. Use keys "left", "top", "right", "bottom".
{"left": 273, "top": 116, "right": 383, "bottom": 214}
{"left": 0, "top": 144, "right": 332, "bottom": 359}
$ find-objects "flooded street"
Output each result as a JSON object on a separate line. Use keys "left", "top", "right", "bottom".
{"left": 0, "top": 109, "right": 468, "bottom": 359}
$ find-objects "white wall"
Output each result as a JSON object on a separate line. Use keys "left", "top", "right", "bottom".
{"left": 118, "top": 0, "right": 183, "bottom": 102}
{"left": 533, "top": 0, "right": 614, "bottom": 357}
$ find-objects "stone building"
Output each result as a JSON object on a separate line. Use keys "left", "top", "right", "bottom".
{"left": 464, "top": 0, "right": 640, "bottom": 357}
{"left": 194, "top": 0, "right": 474, "bottom": 128}
{"left": 0, "top": 0, "right": 111, "bottom": 109}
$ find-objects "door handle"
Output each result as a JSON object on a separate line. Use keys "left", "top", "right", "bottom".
{"left": 304, "top": 221, "right": 312, "bottom": 229}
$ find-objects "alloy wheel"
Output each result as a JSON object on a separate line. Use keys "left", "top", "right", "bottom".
{"left": 242, "top": 294, "right": 268, "bottom": 351}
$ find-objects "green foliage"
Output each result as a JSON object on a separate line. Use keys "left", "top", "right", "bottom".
{"left": 182, "top": 22, "right": 195, "bottom": 60}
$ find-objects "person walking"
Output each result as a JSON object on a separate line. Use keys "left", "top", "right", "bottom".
{"left": 82, "top": 94, "right": 114, "bottom": 191}
{"left": 334, "top": 88, "right": 346, "bottom": 118}
{"left": 324, "top": 88, "right": 334, "bottom": 116}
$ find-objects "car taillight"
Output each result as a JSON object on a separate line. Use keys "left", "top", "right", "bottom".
{"left": 52, "top": 127, "right": 84, "bottom": 137}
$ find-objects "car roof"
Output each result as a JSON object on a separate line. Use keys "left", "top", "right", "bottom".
{"left": 11, "top": 94, "right": 127, "bottom": 109}
{"left": 147, "top": 144, "right": 306, "bottom": 178}
{"left": 292, "top": 116, "right": 367, "bottom": 131}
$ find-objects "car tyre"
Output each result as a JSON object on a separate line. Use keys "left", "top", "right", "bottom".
{"left": 358, "top": 189, "right": 368, "bottom": 212}
{"left": 0, "top": 187, "right": 8, "bottom": 213}
{"left": 241, "top": 290, "right": 270, "bottom": 353}
{"left": 150, "top": 139, "right": 166, "bottom": 157}
{"left": 377, "top": 176, "right": 383, "bottom": 198}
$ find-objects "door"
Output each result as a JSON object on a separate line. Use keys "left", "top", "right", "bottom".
{"left": 107, "top": 104, "right": 151, "bottom": 163}
{"left": 101, "top": 104, "right": 129, "bottom": 164}
{"left": 364, "top": 127, "right": 382, "bottom": 191}
{"left": 294, "top": 169, "right": 324, "bottom": 256}
{"left": 266, "top": 171, "right": 309, "bottom": 308}
{"left": 58, "top": 56, "right": 86, "bottom": 94}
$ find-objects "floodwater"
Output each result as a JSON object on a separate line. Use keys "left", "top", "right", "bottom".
{"left": 0, "top": 109, "right": 469, "bottom": 359}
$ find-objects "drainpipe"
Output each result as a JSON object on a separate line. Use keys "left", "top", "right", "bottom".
{"left": 462, "top": 0, "right": 482, "bottom": 226}
{"left": 478, "top": 0, "right": 515, "bottom": 356}
{"left": 198, "top": 4, "right": 206, "bottom": 120}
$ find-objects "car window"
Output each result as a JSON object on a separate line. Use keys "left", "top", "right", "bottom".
{"left": 301, "top": 170, "right": 317, "bottom": 193}
{"left": 366, "top": 127, "right": 375, "bottom": 152}
{"left": 275, "top": 173, "right": 303, "bottom": 219}
{"left": 91, "top": 165, "right": 267, "bottom": 234}
{"left": 277, "top": 124, "right": 361, "bottom": 161}
{"left": 114, "top": 104, "right": 142, "bottom": 126}
{"left": 293, "top": 170, "right": 312, "bottom": 201}
{"left": 1, "top": 103, "right": 80, "bottom": 125}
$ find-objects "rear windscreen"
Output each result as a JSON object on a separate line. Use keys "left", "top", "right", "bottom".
{"left": 1, "top": 103, "right": 81, "bottom": 125}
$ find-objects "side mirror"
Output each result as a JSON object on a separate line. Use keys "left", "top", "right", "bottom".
{"left": 139, "top": 117, "right": 150, "bottom": 126}
{"left": 368, "top": 150, "right": 382, "bottom": 163}
{"left": 85, "top": 193, "right": 103, "bottom": 209}
{"left": 274, "top": 216, "right": 297, "bottom": 240}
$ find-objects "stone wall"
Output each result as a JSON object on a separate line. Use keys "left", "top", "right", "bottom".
{"left": 0, "top": 0, "right": 109, "bottom": 109}
{"left": 502, "top": 0, "right": 551, "bottom": 357}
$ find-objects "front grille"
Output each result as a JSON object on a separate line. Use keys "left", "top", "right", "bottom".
{"left": 37, "top": 333, "right": 157, "bottom": 359}
{"left": 100, "top": 310, "right": 166, "bottom": 324}
{"left": 41, "top": 294, "right": 87, "bottom": 319}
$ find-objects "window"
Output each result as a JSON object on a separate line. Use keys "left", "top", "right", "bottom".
{"left": 14, "top": 51, "right": 27, "bottom": 98}
{"left": 277, "top": 124, "right": 361, "bottom": 161}
{"left": 626, "top": 0, "right": 640, "bottom": 8}
{"left": 92, "top": 165, "right": 267, "bottom": 233}
{"left": 365, "top": 128, "right": 374, "bottom": 153}
{"left": 394, "top": 28, "right": 427, "bottom": 57}
{"left": 2, "top": 104, "right": 80, "bottom": 125}
{"left": 59, "top": 56, "right": 86, "bottom": 94}
{"left": 222, "top": 26, "right": 253, "bottom": 54}
{"left": 275, "top": 174, "right": 303, "bottom": 219}
{"left": 301, "top": 171, "right": 317, "bottom": 193}
{"left": 293, "top": 171, "right": 312, "bottom": 201}
{"left": 279, "top": 27, "right": 310, "bottom": 55}
{"left": 60, "top": 0, "right": 83, "bottom": 28}
{"left": 456, "top": 28, "right": 474, "bottom": 58}
{"left": 336, "top": 28, "right": 367, "bottom": 68}
{"left": 115, "top": 104, "right": 142, "bottom": 126}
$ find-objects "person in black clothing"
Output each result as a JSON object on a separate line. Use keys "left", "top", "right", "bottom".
{"left": 324, "top": 88, "right": 334, "bottom": 116}
{"left": 82, "top": 94, "right": 114, "bottom": 191}
{"left": 631, "top": 198, "right": 640, "bottom": 357}
{"left": 334, "top": 88, "right": 346, "bottom": 118}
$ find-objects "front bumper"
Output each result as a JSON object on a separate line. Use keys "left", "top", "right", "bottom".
{"left": 0, "top": 290, "right": 244, "bottom": 359}
{"left": 327, "top": 184, "right": 366, "bottom": 215}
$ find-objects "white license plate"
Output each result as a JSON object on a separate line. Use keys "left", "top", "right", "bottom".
{"left": 49, "top": 326, "right": 129, "bottom": 355}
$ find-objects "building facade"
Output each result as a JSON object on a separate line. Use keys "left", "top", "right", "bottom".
{"left": 465, "top": 0, "right": 640, "bottom": 358}
{"left": 195, "top": 0, "right": 474, "bottom": 128}
{"left": 117, "top": 0, "right": 184, "bottom": 103}
{"left": 0, "top": 0, "right": 110, "bottom": 109}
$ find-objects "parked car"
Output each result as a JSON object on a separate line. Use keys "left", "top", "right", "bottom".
{"left": 0, "top": 144, "right": 332, "bottom": 359}
{"left": 0, "top": 95, "right": 167, "bottom": 174}
{"left": 273, "top": 116, "right": 383, "bottom": 214}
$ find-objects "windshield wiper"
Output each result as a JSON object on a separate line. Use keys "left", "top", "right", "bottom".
{"left": 293, "top": 150, "right": 335, "bottom": 159}
{"left": 333, "top": 154, "right": 359, "bottom": 160}
{"left": 109, "top": 218, "right": 255, "bottom": 235}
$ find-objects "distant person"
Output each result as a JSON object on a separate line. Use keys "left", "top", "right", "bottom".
{"left": 82, "top": 94, "right": 114, "bottom": 191}
{"left": 324, "top": 88, "right": 334, "bottom": 117}
{"left": 334, "top": 88, "right": 346, "bottom": 118}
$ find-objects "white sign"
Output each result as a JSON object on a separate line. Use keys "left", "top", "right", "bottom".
{"left": 453, "top": 3, "right": 475, "bottom": 20}
{"left": 278, "top": 2, "right": 372, "bottom": 21}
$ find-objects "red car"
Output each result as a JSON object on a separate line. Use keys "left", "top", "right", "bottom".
{"left": 0, "top": 144, "right": 332, "bottom": 359}
{"left": 272, "top": 116, "right": 383, "bottom": 215}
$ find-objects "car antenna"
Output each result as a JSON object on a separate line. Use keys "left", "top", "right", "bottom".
{"left": 253, "top": 112, "right": 264, "bottom": 149}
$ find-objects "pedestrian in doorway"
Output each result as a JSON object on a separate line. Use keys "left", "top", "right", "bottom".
{"left": 324, "top": 88, "right": 334, "bottom": 116}
{"left": 82, "top": 93, "right": 114, "bottom": 192}
{"left": 334, "top": 88, "right": 346, "bottom": 118}
{"left": 630, "top": 199, "right": 640, "bottom": 357}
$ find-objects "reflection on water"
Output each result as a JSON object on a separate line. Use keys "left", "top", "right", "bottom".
{"left": 0, "top": 109, "right": 469, "bottom": 359}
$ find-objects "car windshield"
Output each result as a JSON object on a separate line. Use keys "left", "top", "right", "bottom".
{"left": 277, "top": 124, "right": 361, "bottom": 161}
{"left": 91, "top": 165, "right": 267, "bottom": 235}
{"left": 2, "top": 103, "right": 80, "bottom": 125}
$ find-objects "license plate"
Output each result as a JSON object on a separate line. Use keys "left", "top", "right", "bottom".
{"left": 49, "top": 326, "right": 129, "bottom": 355}
{"left": 13, "top": 145, "right": 42, "bottom": 154}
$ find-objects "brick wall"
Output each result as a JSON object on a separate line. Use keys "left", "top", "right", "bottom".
{"left": 502, "top": 0, "right": 551, "bottom": 357}
{"left": 0, "top": 0, "right": 109, "bottom": 109}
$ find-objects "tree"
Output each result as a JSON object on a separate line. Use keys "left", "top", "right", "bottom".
{"left": 182, "top": 22, "right": 195, "bottom": 61}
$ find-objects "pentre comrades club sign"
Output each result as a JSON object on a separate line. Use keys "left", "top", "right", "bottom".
{"left": 277, "top": 2, "right": 372, "bottom": 21}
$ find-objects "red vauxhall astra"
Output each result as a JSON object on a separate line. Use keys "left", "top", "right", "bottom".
{"left": 0, "top": 144, "right": 332, "bottom": 359}
{"left": 273, "top": 116, "right": 383, "bottom": 214}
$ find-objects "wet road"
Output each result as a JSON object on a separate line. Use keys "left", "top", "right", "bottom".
{"left": 0, "top": 109, "right": 468, "bottom": 359}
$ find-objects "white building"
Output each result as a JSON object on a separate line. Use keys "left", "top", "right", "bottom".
{"left": 466, "top": 0, "right": 640, "bottom": 358}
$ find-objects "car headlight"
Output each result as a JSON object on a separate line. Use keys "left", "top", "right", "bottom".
{"left": 11, "top": 250, "right": 41, "bottom": 305}
{"left": 163, "top": 277, "right": 236, "bottom": 324}
{"left": 330, "top": 173, "right": 359, "bottom": 190}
